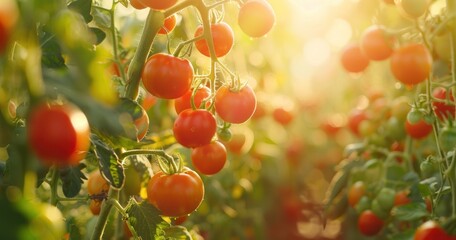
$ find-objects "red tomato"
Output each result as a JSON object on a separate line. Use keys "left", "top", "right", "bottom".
{"left": 347, "top": 109, "right": 368, "bottom": 136}
{"left": 320, "top": 119, "right": 342, "bottom": 136}
{"left": 432, "top": 88, "right": 455, "bottom": 120}
{"left": 222, "top": 132, "right": 246, "bottom": 155}
{"left": 89, "top": 200, "right": 102, "bottom": 215}
{"left": 147, "top": 168, "right": 204, "bottom": 217}
{"left": 394, "top": 190, "right": 411, "bottom": 206}
{"left": 174, "top": 87, "right": 211, "bottom": 114}
{"left": 172, "top": 215, "right": 188, "bottom": 225}
{"left": 340, "top": 43, "right": 370, "bottom": 73}
{"left": 194, "top": 22, "right": 234, "bottom": 58}
{"left": 358, "top": 210, "right": 384, "bottom": 236}
{"left": 215, "top": 85, "right": 257, "bottom": 124}
{"left": 360, "top": 25, "right": 395, "bottom": 61}
{"left": 140, "top": 91, "right": 157, "bottom": 111}
{"left": 158, "top": 15, "right": 177, "bottom": 35}
{"left": 191, "top": 141, "right": 227, "bottom": 175}
{"left": 348, "top": 181, "right": 365, "bottom": 207}
{"left": 414, "top": 221, "right": 447, "bottom": 240}
{"left": 142, "top": 53, "right": 193, "bottom": 99}
{"left": 130, "top": 0, "right": 146, "bottom": 9}
{"left": 405, "top": 119, "right": 433, "bottom": 139}
{"left": 27, "top": 103, "right": 90, "bottom": 166}
{"left": 390, "top": 43, "right": 432, "bottom": 86}
{"left": 238, "top": 0, "right": 276, "bottom": 38}
{"left": 272, "top": 107, "right": 294, "bottom": 126}
{"left": 138, "top": 0, "right": 177, "bottom": 10}
{"left": 173, "top": 109, "right": 217, "bottom": 148}
{"left": 0, "top": 1, "right": 18, "bottom": 54}
{"left": 87, "top": 170, "right": 110, "bottom": 196}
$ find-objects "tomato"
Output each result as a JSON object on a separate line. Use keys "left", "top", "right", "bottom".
{"left": 194, "top": 22, "right": 234, "bottom": 58}
{"left": 191, "top": 141, "right": 227, "bottom": 175}
{"left": 89, "top": 200, "right": 102, "bottom": 215}
{"left": 348, "top": 181, "right": 365, "bottom": 207}
{"left": 137, "top": 0, "right": 177, "bottom": 10}
{"left": 440, "top": 126, "right": 456, "bottom": 152}
{"left": 27, "top": 103, "right": 90, "bottom": 166}
{"left": 395, "top": 0, "right": 431, "bottom": 19}
{"left": 172, "top": 215, "right": 188, "bottom": 225}
{"left": 87, "top": 170, "right": 110, "bottom": 196}
{"left": 390, "top": 141, "right": 405, "bottom": 163}
{"left": 358, "top": 210, "right": 384, "bottom": 236}
{"left": 146, "top": 168, "right": 204, "bottom": 217}
{"left": 391, "top": 96, "right": 411, "bottom": 121}
{"left": 158, "top": 14, "right": 177, "bottom": 35}
{"left": 405, "top": 119, "right": 433, "bottom": 139}
{"left": 360, "top": 25, "right": 395, "bottom": 61}
{"left": 414, "top": 221, "right": 447, "bottom": 240}
{"left": 347, "top": 109, "right": 368, "bottom": 136}
{"left": 140, "top": 91, "right": 157, "bottom": 111}
{"left": 432, "top": 88, "right": 455, "bottom": 120}
{"left": 215, "top": 85, "right": 257, "bottom": 124}
{"left": 173, "top": 109, "right": 217, "bottom": 148}
{"left": 0, "top": 1, "right": 17, "bottom": 54}
{"left": 272, "top": 107, "right": 294, "bottom": 126}
{"left": 394, "top": 190, "right": 411, "bottom": 206}
{"left": 238, "top": 0, "right": 275, "bottom": 38}
{"left": 340, "top": 43, "right": 370, "bottom": 73}
{"left": 130, "top": 0, "right": 146, "bottom": 9}
{"left": 222, "top": 132, "right": 246, "bottom": 155}
{"left": 117, "top": 98, "right": 150, "bottom": 141}
{"left": 174, "top": 86, "right": 211, "bottom": 114}
{"left": 376, "top": 188, "right": 395, "bottom": 211}
{"left": 142, "top": 53, "right": 193, "bottom": 99}
{"left": 390, "top": 43, "right": 432, "bottom": 86}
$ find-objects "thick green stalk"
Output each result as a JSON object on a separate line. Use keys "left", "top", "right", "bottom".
{"left": 90, "top": 189, "right": 120, "bottom": 240}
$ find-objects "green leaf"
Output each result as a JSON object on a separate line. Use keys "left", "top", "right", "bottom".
{"left": 126, "top": 199, "right": 170, "bottom": 239}
{"left": 92, "top": 7, "right": 111, "bottom": 29}
{"left": 164, "top": 226, "right": 192, "bottom": 240}
{"left": 388, "top": 229, "right": 414, "bottom": 240}
{"left": 443, "top": 216, "right": 456, "bottom": 236}
{"left": 91, "top": 135, "right": 125, "bottom": 189}
{"left": 392, "top": 202, "right": 429, "bottom": 221}
{"left": 68, "top": 0, "right": 93, "bottom": 23}
{"left": 343, "top": 142, "right": 365, "bottom": 157}
{"left": 89, "top": 27, "right": 106, "bottom": 45}
{"left": 118, "top": 0, "right": 129, "bottom": 7}
{"left": 40, "top": 31, "right": 66, "bottom": 69}
{"left": 59, "top": 164, "right": 87, "bottom": 198}
{"left": 385, "top": 164, "right": 406, "bottom": 182}
{"left": 324, "top": 159, "right": 363, "bottom": 206}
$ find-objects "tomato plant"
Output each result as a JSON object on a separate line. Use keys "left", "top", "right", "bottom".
{"left": 173, "top": 109, "right": 217, "bottom": 148}
{"left": 272, "top": 107, "right": 294, "bottom": 126}
{"left": 405, "top": 118, "right": 433, "bottom": 139}
{"left": 414, "top": 221, "right": 448, "bottom": 240}
{"left": 194, "top": 22, "right": 234, "bottom": 58}
{"left": 238, "top": 0, "right": 276, "bottom": 38}
{"left": 215, "top": 85, "right": 257, "bottom": 124}
{"left": 174, "top": 86, "right": 211, "bottom": 114}
{"left": 191, "top": 141, "right": 227, "bottom": 175}
{"left": 348, "top": 181, "right": 365, "bottom": 207}
{"left": 358, "top": 210, "right": 384, "bottom": 236}
{"left": 158, "top": 14, "right": 177, "bottom": 35}
{"left": 390, "top": 43, "right": 432, "bottom": 86}
{"left": 360, "top": 25, "right": 395, "bottom": 61}
{"left": 340, "top": 43, "right": 370, "bottom": 73}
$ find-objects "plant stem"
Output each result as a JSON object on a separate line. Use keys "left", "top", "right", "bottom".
{"left": 90, "top": 188, "right": 120, "bottom": 240}
{"left": 49, "top": 167, "right": 59, "bottom": 206}
{"left": 124, "top": 10, "right": 164, "bottom": 100}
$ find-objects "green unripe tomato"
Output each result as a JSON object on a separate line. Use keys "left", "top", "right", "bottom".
{"left": 440, "top": 126, "right": 456, "bottom": 152}
{"left": 376, "top": 188, "right": 396, "bottom": 212}
{"left": 355, "top": 196, "right": 371, "bottom": 214}
{"left": 371, "top": 199, "right": 389, "bottom": 219}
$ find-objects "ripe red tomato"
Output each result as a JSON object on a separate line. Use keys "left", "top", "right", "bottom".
{"left": 0, "top": 1, "right": 18, "bottom": 54}
{"left": 87, "top": 170, "right": 110, "bottom": 196}
{"left": 194, "top": 22, "right": 234, "bottom": 58}
{"left": 174, "top": 87, "right": 211, "bottom": 114}
{"left": 358, "top": 210, "right": 384, "bottom": 236}
{"left": 272, "top": 107, "right": 294, "bottom": 126}
{"left": 432, "top": 88, "right": 455, "bottom": 120}
{"left": 173, "top": 109, "right": 217, "bottom": 148}
{"left": 147, "top": 168, "right": 204, "bottom": 217}
{"left": 348, "top": 181, "right": 365, "bottom": 207}
{"left": 390, "top": 43, "right": 432, "bottom": 86}
{"left": 360, "top": 25, "right": 395, "bottom": 61}
{"left": 215, "top": 85, "right": 257, "bottom": 124}
{"left": 27, "top": 103, "right": 90, "bottom": 166}
{"left": 405, "top": 119, "right": 433, "bottom": 139}
{"left": 142, "top": 53, "right": 193, "bottom": 99}
{"left": 172, "top": 215, "right": 188, "bottom": 225}
{"left": 130, "top": 0, "right": 146, "bottom": 9}
{"left": 137, "top": 0, "right": 177, "bottom": 10}
{"left": 414, "top": 221, "right": 447, "bottom": 240}
{"left": 89, "top": 200, "right": 102, "bottom": 215}
{"left": 191, "top": 141, "right": 227, "bottom": 175}
{"left": 238, "top": 0, "right": 275, "bottom": 38}
{"left": 158, "top": 15, "right": 177, "bottom": 35}
{"left": 347, "top": 109, "right": 368, "bottom": 136}
{"left": 394, "top": 190, "right": 411, "bottom": 206}
{"left": 340, "top": 43, "right": 370, "bottom": 73}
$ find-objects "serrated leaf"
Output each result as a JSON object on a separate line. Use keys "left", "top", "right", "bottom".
{"left": 40, "top": 31, "right": 66, "bottom": 68}
{"left": 89, "top": 27, "right": 106, "bottom": 45}
{"left": 91, "top": 135, "right": 125, "bottom": 189}
{"left": 392, "top": 202, "right": 429, "bottom": 221}
{"left": 60, "top": 164, "right": 87, "bottom": 198}
{"left": 92, "top": 7, "right": 111, "bottom": 29}
{"left": 164, "top": 226, "right": 192, "bottom": 240}
{"left": 388, "top": 229, "right": 414, "bottom": 240}
{"left": 126, "top": 199, "right": 170, "bottom": 239}
{"left": 68, "top": 0, "right": 93, "bottom": 23}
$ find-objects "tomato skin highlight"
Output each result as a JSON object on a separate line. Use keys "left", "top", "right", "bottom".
{"left": 194, "top": 22, "right": 234, "bottom": 58}
{"left": 340, "top": 43, "right": 370, "bottom": 73}
{"left": 27, "top": 103, "right": 90, "bottom": 166}
{"left": 174, "top": 87, "right": 211, "bottom": 114}
{"left": 358, "top": 210, "right": 384, "bottom": 236}
{"left": 390, "top": 43, "right": 432, "bottom": 86}
{"left": 173, "top": 109, "right": 217, "bottom": 148}
{"left": 238, "top": 0, "right": 275, "bottom": 38}
{"left": 215, "top": 85, "right": 257, "bottom": 124}
{"left": 142, "top": 53, "right": 193, "bottom": 99}
{"left": 192, "top": 141, "right": 227, "bottom": 175}
{"left": 147, "top": 168, "right": 204, "bottom": 217}
{"left": 360, "top": 25, "right": 395, "bottom": 61}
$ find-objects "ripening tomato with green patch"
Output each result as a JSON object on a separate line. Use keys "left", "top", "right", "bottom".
{"left": 358, "top": 210, "right": 384, "bottom": 236}
{"left": 340, "top": 43, "right": 370, "bottom": 73}
{"left": 360, "top": 25, "right": 395, "bottom": 61}
{"left": 432, "top": 88, "right": 455, "bottom": 120}
{"left": 147, "top": 168, "right": 204, "bottom": 217}
{"left": 142, "top": 53, "right": 193, "bottom": 99}
{"left": 405, "top": 119, "right": 433, "bottom": 139}
{"left": 414, "top": 221, "right": 447, "bottom": 240}
{"left": 194, "top": 22, "right": 234, "bottom": 58}
{"left": 238, "top": 0, "right": 276, "bottom": 38}
{"left": 158, "top": 14, "right": 177, "bottom": 35}
{"left": 192, "top": 141, "right": 227, "bottom": 175}
{"left": 137, "top": 0, "right": 177, "bottom": 10}
{"left": 173, "top": 109, "right": 217, "bottom": 148}
{"left": 215, "top": 85, "right": 257, "bottom": 124}
{"left": 348, "top": 181, "right": 365, "bottom": 207}
{"left": 174, "top": 87, "right": 211, "bottom": 114}
{"left": 27, "top": 103, "right": 90, "bottom": 166}
{"left": 390, "top": 43, "right": 432, "bottom": 86}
